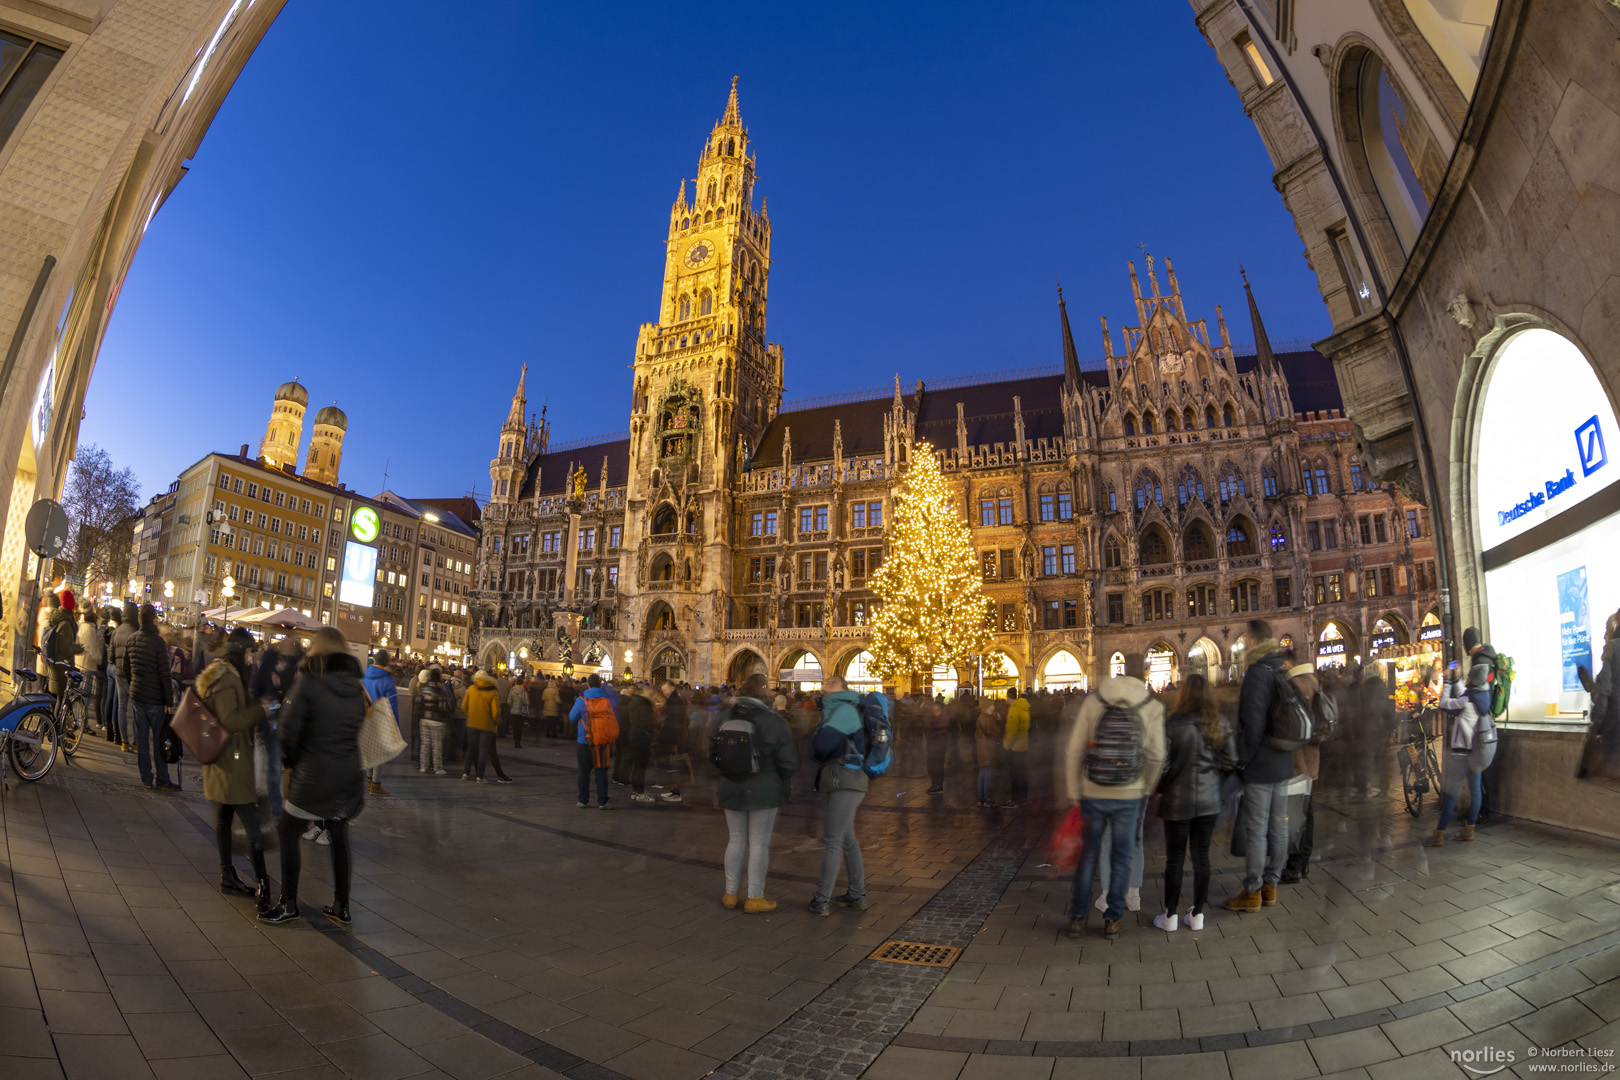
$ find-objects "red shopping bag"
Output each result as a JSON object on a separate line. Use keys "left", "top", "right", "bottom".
{"left": 1049, "top": 806, "right": 1084, "bottom": 872}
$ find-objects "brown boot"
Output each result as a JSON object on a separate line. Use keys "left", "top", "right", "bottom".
{"left": 1260, "top": 885, "right": 1278, "bottom": 907}
{"left": 1103, "top": 918, "right": 1123, "bottom": 940}
{"left": 1455, "top": 824, "right": 1475, "bottom": 842}
{"left": 1223, "top": 890, "right": 1261, "bottom": 913}
{"left": 1423, "top": 829, "right": 1444, "bottom": 847}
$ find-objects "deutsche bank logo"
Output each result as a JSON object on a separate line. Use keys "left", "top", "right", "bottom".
{"left": 1576, "top": 416, "right": 1607, "bottom": 477}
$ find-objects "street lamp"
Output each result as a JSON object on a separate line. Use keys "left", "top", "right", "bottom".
{"left": 163, "top": 580, "right": 174, "bottom": 599}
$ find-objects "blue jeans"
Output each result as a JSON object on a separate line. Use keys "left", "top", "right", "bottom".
{"left": 112, "top": 674, "right": 133, "bottom": 742}
{"left": 1241, "top": 780, "right": 1290, "bottom": 892}
{"left": 1439, "top": 752, "right": 1481, "bottom": 829}
{"left": 1069, "top": 798, "right": 1143, "bottom": 920}
{"left": 577, "top": 743, "right": 608, "bottom": 805}
{"left": 131, "top": 702, "right": 170, "bottom": 787}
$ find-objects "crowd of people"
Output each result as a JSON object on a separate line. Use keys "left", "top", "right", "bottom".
{"left": 27, "top": 587, "right": 1531, "bottom": 939}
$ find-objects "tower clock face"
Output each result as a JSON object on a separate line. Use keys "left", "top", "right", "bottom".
{"left": 685, "top": 240, "right": 713, "bottom": 267}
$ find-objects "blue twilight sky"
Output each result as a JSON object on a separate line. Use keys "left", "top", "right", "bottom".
{"left": 82, "top": 0, "right": 1331, "bottom": 501}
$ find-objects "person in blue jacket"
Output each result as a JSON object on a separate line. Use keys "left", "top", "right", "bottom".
{"left": 569, "top": 674, "right": 618, "bottom": 808}
{"left": 808, "top": 677, "right": 876, "bottom": 916}
{"left": 361, "top": 651, "right": 398, "bottom": 797}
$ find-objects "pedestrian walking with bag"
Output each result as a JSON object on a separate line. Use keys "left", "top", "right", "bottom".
{"left": 710, "top": 673, "right": 798, "bottom": 911}
{"left": 261, "top": 628, "right": 366, "bottom": 926}
{"left": 1424, "top": 663, "right": 1497, "bottom": 845}
{"left": 1155, "top": 673, "right": 1229, "bottom": 932}
{"left": 569, "top": 674, "right": 619, "bottom": 808}
{"left": 1063, "top": 652, "right": 1166, "bottom": 940}
{"left": 361, "top": 651, "right": 398, "bottom": 796}
{"left": 197, "top": 627, "right": 272, "bottom": 912}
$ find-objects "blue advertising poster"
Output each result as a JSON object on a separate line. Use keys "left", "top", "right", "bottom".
{"left": 1558, "top": 566, "right": 1591, "bottom": 693}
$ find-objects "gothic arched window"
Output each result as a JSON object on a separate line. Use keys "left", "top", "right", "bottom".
{"left": 1103, "top": 482, "right": 1117, "bottom": 512}
{"left": 700, "top": 290, "right": 712, "bottom": 316}
{"left": 1166, "top": 411, "right": 1179, "bottom": 433}
{"left": 678, "top": 296, "right": 691, "bottom": 320}
{"left": 1223, "top": 404, "right": 1235, "bottom": 427}
{"left": 1143, "top": 412, "right": 1156, "bottom": 435}
{"left": 1262, "top": 465, "right": 1279, "bottom": 497}
{"left": 1217, "top": 463, "right": 1246, "bottom": 501}
{"left": 1183, "top": 407, "right": 1195, "bottom": 430}
{"left": 1205, "top": 405, "right": 1217, "bottom": 429}
{"left": 1134, "top": 471, "right": 1163, "bottom": 510}
{"left": 1140, "top": 529, "right": 1170, "bottom": 564}
{"left": 726, "top": 137, "right": 735, "bottom": 155}
{"left": 1184, "top": 523, "right": 1213, "bottom": 562}
{"left": 1177, "top": 466, "right": 1205, "bottom": 506}
{"left": 707, "top": 180, "right": 717, "bottom": 204}
{"left": 1123, "top": 414, "right": 1137, "bottom": 437}
{"left": 1226, "top": 521, "right": 1256, "bottom": 557}
{"left": 1103, "top": 535, "right": 1122, "bottom": 567}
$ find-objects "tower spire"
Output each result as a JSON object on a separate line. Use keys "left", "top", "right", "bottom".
{"left": 505, "top": 365, "right": 527, "bottom": 429}
{"left": 1058, "top": 283, "right": 1082, "bottom": 389}
{"left": 722, "top": 75, "right": 740, "bottom": 126}
{"left": 1242, "top": 266, "right": 1278, "bottom": 375}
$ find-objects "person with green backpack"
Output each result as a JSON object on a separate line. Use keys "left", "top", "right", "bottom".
{"left": 1462, "top": 627, "right": 1508, "bottom": 822}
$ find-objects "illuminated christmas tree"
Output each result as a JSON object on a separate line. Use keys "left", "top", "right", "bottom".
{"left": 868, "top": 442, "right": 992, "bottom": 684}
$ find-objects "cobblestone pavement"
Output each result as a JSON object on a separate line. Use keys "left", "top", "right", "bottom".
{"left": 2, "top": 734, "right": 1617, "bottom": 1080}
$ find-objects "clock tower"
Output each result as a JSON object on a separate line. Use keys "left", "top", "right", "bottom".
{"left": 620, "top": 77, "right": 783, "bottom": 682}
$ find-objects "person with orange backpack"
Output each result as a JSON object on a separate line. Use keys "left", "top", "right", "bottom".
{"left": 569, "top": 674, "right": 620, "bottom": 809}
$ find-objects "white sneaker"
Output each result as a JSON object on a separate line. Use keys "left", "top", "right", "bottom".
{"left": 315, "top": 829, "right": 331, "bottom": 846}
{"left": 301, "top": 824, "right": 321, "bottom": 842}
{"left": 1185, "top": 911, "right": 1205, "bottom": 932}
{"left": 632, "top": 793, "right": 655, "bottom": 803}
{"left": 1094, "top": 895, "right": 1107, "bottom": 913}
{"left": 659, "top": 792, "right": 682, "bottom": 803}
{"left": 1153, "top": 913, "right": 1178, "bottom": 932}
{"left": 1126, "top": 888, "right": 1141, "bottom": 912}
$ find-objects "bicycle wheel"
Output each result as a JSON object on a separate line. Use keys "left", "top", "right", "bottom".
{"left": 1422, "top": 744, "right": 1442, "bottom": 796}
{"left": 60, "top": 694, "right": 87, "bottom": 757}
{"left": 1402, "top": 757, "right": 1425, "bottom": 817}
{"left": 8, "top": 708, "right": 59, "bottom": 781}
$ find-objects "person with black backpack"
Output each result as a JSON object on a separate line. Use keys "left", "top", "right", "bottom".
{"left": 709, "top": 673, "right": 798, "bottom": 913}
{"left": 1462, "top": 627, "right": 1504, "bottom": 823}
{"left": 1224, "top": 619, "right": 1298, "bottom": 913}
{"left": 1062, "top": 652, "right": 1166, "bottom": 940}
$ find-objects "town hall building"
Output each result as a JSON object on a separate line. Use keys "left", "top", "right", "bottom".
{"left": 469, "top": 81, "right": 1440, "bottom": 693}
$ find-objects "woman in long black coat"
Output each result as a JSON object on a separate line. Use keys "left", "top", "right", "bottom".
{"left": 260, "top": 628, "right": 366, "bottom": 925}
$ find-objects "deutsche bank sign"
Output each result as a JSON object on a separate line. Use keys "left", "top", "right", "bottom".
{"left": 1477, "top": 330, "right": 1620, "bottom": 551}
{"left": 1576, "top": 415, "right": 1607, "bottom": 477}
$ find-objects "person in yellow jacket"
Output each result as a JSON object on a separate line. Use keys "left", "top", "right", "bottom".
{"left": 459, "top": 670, "right": 502, "bottom": 783}
{"left": 1002, "top": 688, "right": 1032, "bottom": 806}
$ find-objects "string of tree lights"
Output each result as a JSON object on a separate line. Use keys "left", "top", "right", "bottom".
{"left": 867, "top": 443, "right": 993, "bottom": 685}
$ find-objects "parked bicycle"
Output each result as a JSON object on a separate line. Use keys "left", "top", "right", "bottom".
{"left": 37, "top": 654, "right": 89, "bottom": 757}
{"left": 1398, "top": 705, "right": 1442, "bottom": 818}
{"left": 0, "top": 663, "right": 60, "bottom": 784}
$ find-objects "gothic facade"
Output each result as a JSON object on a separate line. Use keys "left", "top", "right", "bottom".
{"left": 469, "top": 81, "right": 1439, "bottom": 690}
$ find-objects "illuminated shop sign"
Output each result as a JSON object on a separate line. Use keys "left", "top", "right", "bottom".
{"left": 1371, "top": 632, "right": 1398, "bottom": 652}
{"left": 1477, "top": 331, "right": 1620, "bottom": 550}
{"left": 1317, "top": 642, "right": 1346, "bottom": 656}
{"left": 1418, "top": 626, "right": 1443, "bottom": 642}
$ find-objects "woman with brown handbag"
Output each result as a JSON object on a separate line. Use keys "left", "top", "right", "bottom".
{"left": 261, "top": 627, "right": 366, "bottom": 926}
{"left": 197, "top": 627, "right": 271, "bottom": 910}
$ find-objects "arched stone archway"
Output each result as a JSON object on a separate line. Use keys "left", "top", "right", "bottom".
{"left": 1037, "top": 646, "right": 1087, "bottom": 691}
{"left": 1187, "top": 636, "right": 1221, "bottom": 681}
{"left": 726, "top": 648, "right": 766, "bottom": 686}
{"left": 1316, "top": 619, "right": 1359, "bottom": 670}
{"left": 776, "top": 648, "right": 824, "bottom": 690}
{"left": 1145, "top": 641, "right": 1178, "bottom": 692}
{"left": 649, "top": 646, "right": 685, "bottom": 683}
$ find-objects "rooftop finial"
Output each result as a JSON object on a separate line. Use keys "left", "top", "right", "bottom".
{"left": 722, "top": 75, "right": 741, "bottom": 125}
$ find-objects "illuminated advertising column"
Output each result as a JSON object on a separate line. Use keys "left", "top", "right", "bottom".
{"left": 335, "top": 504, "right": 381, "bottom": 654}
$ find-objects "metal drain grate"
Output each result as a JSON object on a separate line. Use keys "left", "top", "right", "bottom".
{"left": 872, "top": 940, "right": 961, "bottom": 967}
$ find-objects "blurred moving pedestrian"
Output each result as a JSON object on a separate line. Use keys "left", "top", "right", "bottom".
{"left": 808, "top": 676, "right": 875, "bottom": 917}
{"left": 416, "top": 666, "right": 450, "bottom": 774}
{"left": 198, "top": 627, "right": 271, "bottom": 911}
{"left": 974, "top": 697, "right": 1001, "bottom": 807}
{"left": 925, "top": 694, "right": 948, "bottom": 796}
{"left": 1002, "top": 687, "right": 1031, "bottom": 806}
{"left": 252, "top": 634, "right": 303, "bottom": 820}
{"left": 362, "top": 650, "right": 398, "bottom": 796}
{"left": 262, "top": 627, "right": 366, "bottom": 925}
{"left": 460, "top": 669, "right": 502, "bottom": 783}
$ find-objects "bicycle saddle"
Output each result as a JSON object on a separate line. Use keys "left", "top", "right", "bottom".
{"left": 66, "top": 670, "right": 83, "bottom": 683}
{"left": 13, "top": 668, "right": 39, "bottom": 682}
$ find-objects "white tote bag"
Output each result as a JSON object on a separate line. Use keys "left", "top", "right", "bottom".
{"left": 359, "top": 692, "right": 406, "bottom": 771}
